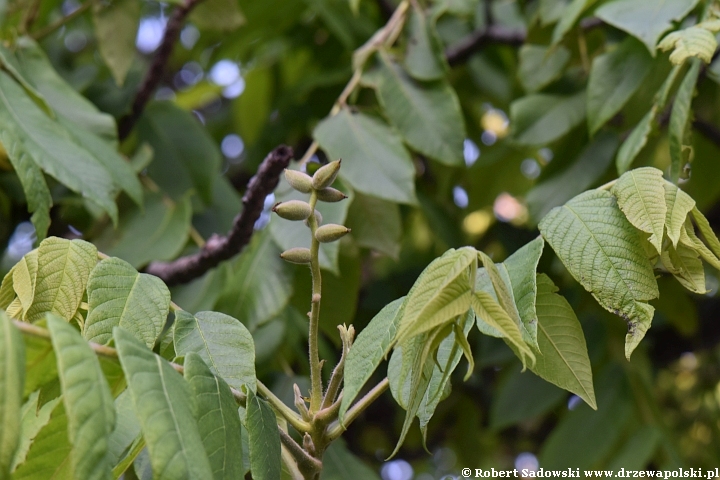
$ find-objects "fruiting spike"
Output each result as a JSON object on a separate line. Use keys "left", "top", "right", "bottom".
{"left": 272, "top": 200, "right": 312, "bottom": 221}
{"left": 312, "top": 159, "right": 341, "bottom": 190}
{"left": 280, "top": 247, "right": 312, "bottom": 264}
{"left": 315, "top": 224, "right": 351, "bottom": 243}
{"left": 316, "top": 187, "right": 348, "bottom": 203}
{"left": 284, "top": 169, "right": 313, "bottom": 193}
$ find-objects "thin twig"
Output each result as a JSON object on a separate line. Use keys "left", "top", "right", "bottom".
{"left": 326, "top": 378, "right": 389, "bottom": 440}
{"left": 117, "top": 0, "right": 204, "bottom": 140}
{"left": 258, "top": 380, "right": 311, "bottom": 433}
{"left": 31, "top": 2, "right": 92, "bottom": 41}
{"left": 145, "top": 145, "right": 294, "bottom": 285}
{"left": 279, "top": 429, "right": 323, "bottom": 478}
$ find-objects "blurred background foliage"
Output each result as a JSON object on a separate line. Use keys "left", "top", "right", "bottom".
{"left": 2, "top": 0, "right": 720, "bottom": 478}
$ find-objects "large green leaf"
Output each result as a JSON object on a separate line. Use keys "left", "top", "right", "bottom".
{"left": 245, "top": 390, "right": 281, "bottom": 480}
{"left": 0, "top": 72, "right": 118, "bottom": 221}
{"left": 0, "top": 312, "right": 24, "bottom": 477}
{"left": 320, "top": 438, "right": 381, "bottom": 480}
{"left": 668, "top": 59, "right": 700, "bottom": 182}
{"left": 404, "top": 6, "right": 446, "bottom": 81}
{"left": 11, "top": 392, "right": 61, "bottom": 473}
{"left": 551, "top": 0, "right": 597, "bottom": 44}
{"left": 664, "top": 182, "right": 695, "bottom": 247}
{"left": 587, "top": 37, "right": 652, "bottom": 135}
{"left": 137, "top": 102, "right": 221, "bottom": 204}
{"left": 690, "top": 207, "right": 720, "bottom": 259}
{"left": 394, "top": 247, "right": 475, "bottom": 344}
{"left": 107, "top": 391, "right": 141, "bottom": 467}
{"left": 660, "top": 242, "right": 706, "bottom": 293}
{"left": 510, "top": 91, "right": 586, "bottom": 146}
{"left": 372, "top": 54, "right": 464, "bottom": 166}
{"left": 232, "top": 66, "right": 273, "bottom": 145}
{"left": 0, "top": 44, "right": 52, "bottom": 116}
{"left": 174, "top": 310, "right": 257, "bottom": 393}
{"left": 539, "top": 189, "right": 658, "bottom": 358}
{"left": 595, "top": 0, "right": 699, "bottom": 55}
{"left": 313, "top": 109, "right": 417, "bottom": 205}
{"left": 518, "top": 44, "right": 570, "bottom": 93}
{"left": 47, "top": 315, "right": 115, "bottom": 480}
{"left": 340, "top": 297, "right": 405, "bottom": 421}
{"left": 26, "top": 238, "right": 98, "bottom": 322}
{"left": 490, "top": 368, "right": 565, "bottom": 429}
{"left": 346, "top": 192, "right": 402, "bottom": 259}
{"left": 611, "top": 167, "right": 667, "bottom": 254}
{"left": 114, "top": 327, "right": 214, "bottom": 480}
{"left": 22, "top": 334, "right": 57, "bottom": 397}
{"left": 84, "top": 257, "right": 171, "bottom": 348}
{"left": 92, "top": 0, "right": 140, "bottom": 86}
{"left": 96, "top": 192, "right": 192, "bottom": 269}
{"left": 184, "top": 353, "right": 244, "bottom": 480}
{"left": 531, "top": 274, "right": 596, "bottom": 408}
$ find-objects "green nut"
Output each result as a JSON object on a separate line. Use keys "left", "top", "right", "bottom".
{"left": 272, "top": 200, "right": 312, "bottom": 221}
{"left": 312, "top": 159, "right": 341, "bottom": 190}
{"left": 316, "top": 187, "right": 347, "bottom": 203}
{"left": 280, "top": 247, "right": 312, "bottom": 264}
{"left": 284, "top": 169, "right": 313, "bottom": 193}
{"left": 315, "top": 224, "right": 351, "bottom": 243}
{"left": 304, "top": 210, "right": 323, "bottom": 227}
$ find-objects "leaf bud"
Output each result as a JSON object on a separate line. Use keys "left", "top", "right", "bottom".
{"left": 272, "top": 200, "right": 312, "bottom": 221}
{"left": 280, "top": 247, "right": 312, "bottom": 264}
{"left": 284, "top": 169, "right": 313, "bottom": 193}
{"left": 316, "top": 187, "right": 348, "bottom": 203}
{"left": 312, "top": 159, "right": 341, "bottom": 190}
{"left": 315, "top": 224, "right": 351, "bottom": 243}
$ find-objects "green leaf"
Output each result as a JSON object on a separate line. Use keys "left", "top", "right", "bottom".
{"left": 659, "top": 26, "right": 717, "bottom": 64}
{"left": 616, "top": 108, "right": 656, "bottom": 174}
{"left": 518, "top": 44, "right": 571, "bottom": 93}
{"left": 191, "top": 0, "right": 245, "bottom": 30}
{"left": 184, "top": 353, "right": 244, "bottom": 480}
{"left": 0, "top": 268, "right": 14, "bottom": 311}
{"left": 174, "top": 310, "right": 257, "bottom": 393}
{"left": 606, "top": 425, "right": 661, "bottom": 470}
{"left": 92, "top": 0, "right": 140, "bottom": 86}
{"left": 404, "top": 6, "right": 447, "bottom": 81}
{"left": 26, "top": 238, "right": 98, "bottom": 322}
{"left": 611, "top": 167, "right": 668, "bottom": 253}
{"left": 664, "top": 182, "right": 695, "bottom": 247}
{"left": 669, "top": 59, "right": 700, "bottom": 182}
{"left": 341, "top": 297, "right": 405, "bottom": 422}
{"left": 527, "top": 132, "right": 618, "bottom": 222}
{"left": 551, "top": 0, "right": 597, "bottom": 45}
{"left": 245, "top": 390, "right": 281, "bottom": 480}
{"left": 96, "top": 192, "right": 192, "bottom": 269}
{"left": 232, "top": 66, "right": 273, "bottom": 145}
{"left": 371, "top": 54, "right": 465, "bottom": 166}
{"left": 346, "top": 192, "right": 402, "bottom": 259}
{"left": 320, "top": 438, "right": 381, "bottom": 480}
{"left": 660, "top": 242, "right": 706, "bottom": 293}
{"left": 680, "top": 221, "right": 720, "bottom": 271}
{"left": 313, "top": 109, "right": 417, "bottom": 205}
{"left": 0, "top": 72, "right": 118, "bottom": 221}
{"left": 595, "top": 0, "right": 699, "bottom": 55}
{"left": 137, "top": 102, "right": 221, "bottom": 204}
{"left": 531, "top": 274, "right": 596, "bottom": 408}
{"left": 394, "top": 247, "right": 475, "bottom": 344}
{"left": 510, "top": 91, "right": 586, "bottom": 146}
{"left": 587, "top": 37, "right": 653, "bottom": 135}
{"left": 47, "top": 315, "right": 115, "bottom": 480}
{"left": 0, "top": 44, "right": 53, "bottom": 116}
{"left": 13, "top": 250, "right": 38, "bottom": 319}
{"left": 22, "top": 334, "right": 57, "bottom": 397}
{"left": 490, "top": 368, "right": 565, "bottom": 430}
{"left": 539, "top": 189, "right": 658, "bottom": 359}
{"left": 0, "top": 312, "right": 24, "bottom": 477}
{"left": 690, "top": 206, "right": 720, "bottom": 259}
{"left": 107, "top": 391, "right": 141, "bottom": 467}
{"left": 114, "top": 327, "right": 214, "bottom": 480}
{"left": 84, "top": 257, "right": 171, "bottom": 348}
{"left": 11, "top": 392, "right": 61, "bottom": 473}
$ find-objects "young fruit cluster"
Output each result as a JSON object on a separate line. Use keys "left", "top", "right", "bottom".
{"left": 272, "top": 160, "right": 351, "bottom": 264}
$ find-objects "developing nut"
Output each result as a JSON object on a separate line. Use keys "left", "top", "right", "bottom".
{"left": 272, "top": 200, "right": 312, "bottom": 221}
{"left": 304, "top": 210, "right": 323, "bottom": 227}
{"left": 279, "top": 247, "right": 312, "bottom": 264}
{"left": 315, "top": 224, "right": 351, "bottom": 243}
{"left": 316, "top": 187, "right": 348, "bottom": 203}
{"left": 311, "top": 159, "right": 341, "bottom": 190}
{"left": 284, "top": 169, "right": 313, "bottom": 193}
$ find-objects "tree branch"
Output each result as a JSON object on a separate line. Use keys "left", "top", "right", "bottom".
{"left": 145, "top": 145, "right": 294, "bottom": 285}
{"left": 117, "top": 0, "right": 204, "bottom": 140}
{"left": 445, "top": 24, "right": 526, "bottom": 66}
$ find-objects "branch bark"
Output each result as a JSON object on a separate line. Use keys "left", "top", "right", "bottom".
{"left": 145, "top": 145, "right": 294, "bottom": 285}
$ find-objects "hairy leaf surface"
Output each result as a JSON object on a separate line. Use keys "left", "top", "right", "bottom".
{"left": 245, "top": 390, "right": 281, "bottom": 480}
{"left": 0, "top": 312, "right": 24, "bottom": 477}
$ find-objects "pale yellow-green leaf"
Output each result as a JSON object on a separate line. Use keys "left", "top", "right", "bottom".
{"left": 611, "top": 167, "right": 667, "bottom": 253}
{"left": 690, "top": 207, "right": 720, "bottom": 259}
{"left": 6, "top": 298, "right": 22, "bottom": 320}
{"left": 680, "top": 222, "right": 720, "bottom": 271}
{"left": 12, "top": 250, "right": 38, "bottom": 319}
{"left": 0, "top": 267, "right": 15, "bottom": 310}
{"left": 661, "top": 242, "right": 707, "bottom": 294}
{"left": 658, "top": 26, "right": 718, "bottom": 64}
{"left": 664, "top": 182, "right": 695, "bottom": 247}
{"left": 0, "top": 312, "right": 24, "bottom": 478}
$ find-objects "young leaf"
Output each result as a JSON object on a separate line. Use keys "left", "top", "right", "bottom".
{"left": 680, "top": 221, "right": 720, "bottom": 271}
{"left": 659, "top": 26, "right": 718, "bottom": 64}
{"left": 47, "top": 315, "right": 115, "bottom": 480}
{"left": 539, "top": 189, "right": 658, "bottom": 359}
{"left": 0, "top": 268, "right": 14, "bottom": 310}
{"left": 12, "top": 250, "right": 38, "bottom": 319}
{"left": 660, "top": 243, "right": 707, "bottom": 294}
{"left": 690, "top": 207, "right": 720, "bottom": 259}
{"left": 664, "top": 182, "right": 695, "bottom": 247}
{"left": 518, "top": 44, "right": 571, "bottom": 93}
{"left": 245, "top": 390, "right": 281, "bottom": 480}
{"left": 373, "top": 54, "right": 465, "bottom": 166}
{"left": 174, "top": 310, "right": 257, "bottom": 393}
{"left": 595, "top": 0, "right": 699, "bottom": 55}
{"left": 0, "top": 312, "right": 24, "bottom": 478}
{"left": 84, "top": 257, "right": 171, "bottom": 348}
{"left": 26, "top": 238, "right": 98, "bottom": 322}
{"left": 11, "top": 392, "right": 61, "bottom": 473}
{"left": 341, "top": 297, "right": 405, "bottom": 422}
{"left": 114, "top": 327, "right": 214, "bottom": 480}
{"left": 184, "top": 353, "right": 244, "bottom": 480}
{"left": 313, "top": 109, "right": 417, "bottom": 205}
{"left": 669, "top": 59, "right": 700, "bottom": 182}
{"left": 587, "top": 37, "right": 652, "bottom": 135}
{"left": 611, "top": 167, "right": 667, "bottom": 254}
{"left": 510, "top": 91, "right": 586, "bottom": 146}
{"left": 92, "top": 0, "right": 140, "bottom": 86}
{"left": 404, "top": 6, "right": 447, "bottom": 81}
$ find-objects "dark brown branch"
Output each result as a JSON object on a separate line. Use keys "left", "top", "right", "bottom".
{"left": 118, "top": 0, "right": 203, "bottom": 140}
{"left": 145, "top": 145, "right": 294, "bottom": 285}
{"left": 445, "top": 25, "right": 526, "bottom": 66}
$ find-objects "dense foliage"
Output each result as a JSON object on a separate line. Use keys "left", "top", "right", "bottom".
{"left": 2, "top": 0, "right": 720, "bottom": 478}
